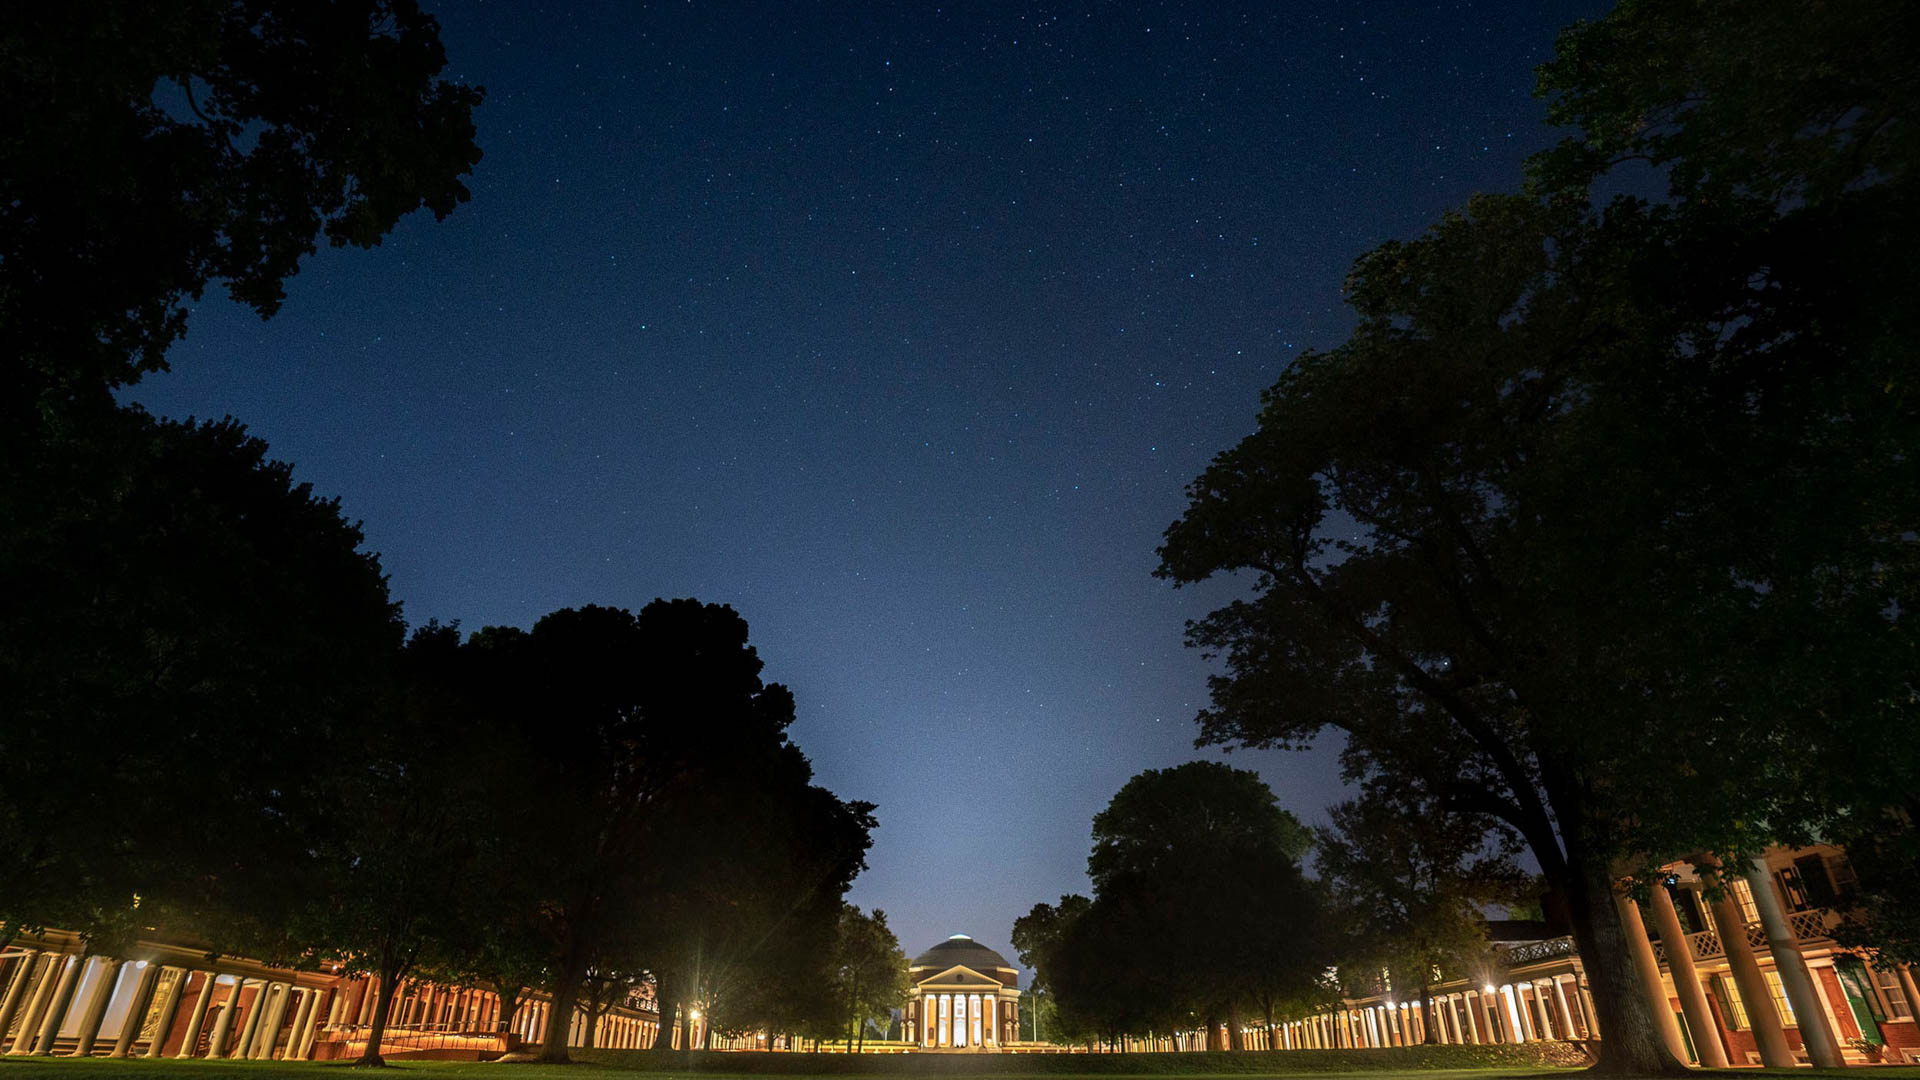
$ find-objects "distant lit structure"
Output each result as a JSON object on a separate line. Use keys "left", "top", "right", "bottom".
{"left": 903, "top": 936, "right": 1020, "bottom": 1049}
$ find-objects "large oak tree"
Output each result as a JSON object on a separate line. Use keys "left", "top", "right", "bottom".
{"left": 1160, "top": 4, "right": 1915, "bottom": 1074}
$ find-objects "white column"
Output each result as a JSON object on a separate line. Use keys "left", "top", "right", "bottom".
{"left": 297, "top": 989, "right": 326, "bottom": 1059}
{"left": 0, "top": 951, "right": 42, "bottom": 1048}
{"left": 281, "top": 990, "right": 313, "bottom": 1059}
{"left": 1746, "top": 857, "right": 1844, "bottom": 1069}
{"left": 1551, "top": 977, "right": 1580, "bottom": 1040}
{"left": 1699, "top": 863, "right": 1793, "bottom": 1069}
{"left": 237, "top": 982, "right": 269, "bottom": 1057}
{"left": 259, "top": 982, "right": 294, "bottom": 1058}
{"left": 71, "top": 957, "right": 127, "bottom": 1056}
{"left": 1613, "top": 890, "right": 1688, "bottom": 1061}
{"left": 31, "top": 954, "right": 84, "bottom": 1055}
{"left": 176, "top": 973, "right": 219, "bottom": 1058}
{"left": 9, "top": 954, "right": 60, "bottom": 1054}
{"left": 109, "top": 962, "right": 162, "bottom": 1057}
{"left": 206, "top": 979, "right": 245, "bottom": 1058}
{"left": 145, "top": 967, "right": 190, "bottom": 1058}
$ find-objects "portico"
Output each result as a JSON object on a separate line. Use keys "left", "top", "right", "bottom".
{"left": 903, "top": 936, "right": 1020, "bottom": 1050}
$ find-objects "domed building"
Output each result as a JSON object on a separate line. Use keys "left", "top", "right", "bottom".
{"left": 904, "top": 936, "right": 1021, "bottom": 1049}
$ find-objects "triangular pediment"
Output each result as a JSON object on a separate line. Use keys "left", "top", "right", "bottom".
{"left": 915, "top": 964, "right": 1002, "bottom": 988}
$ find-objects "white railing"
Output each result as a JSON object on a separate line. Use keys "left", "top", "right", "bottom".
{"left": 1788, "top": 908, "right": 1835, "bottom": 942}
{"left": 1502, "top": 936, "right": 1577, "bottom": 965}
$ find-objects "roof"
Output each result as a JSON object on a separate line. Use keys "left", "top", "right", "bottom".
{"left": 909, "top": 935, "right": 1016, "bottom": 973}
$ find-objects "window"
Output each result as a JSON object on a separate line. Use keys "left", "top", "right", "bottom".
{"left": 1712, "top": 974, "right": 1749, "bottom": 1030}
{"left": 1794, "top": 854, "right": 1838, "bottom": 908}
{"left": 1764, "top": 970, "right": 1797, "bottom": 1026}
{"left": 1829, "top": 857, "right": 1859, "bottom": 897}
{"left": 1731, "top": 880, "right": 1762, "bottom": 926}
{"left": 1666, "top": 882, "right": 1704, "bottom": 934}
{"left": 1774, "top": 865, "right": 1810, "bottom": 911}
{"left": 1873, "top": 965, "right": 1913, "bottom": 1020}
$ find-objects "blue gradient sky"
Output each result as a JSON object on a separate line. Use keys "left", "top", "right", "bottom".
{"left": 132, "top": 0, "right": 1601, "bottom": 974}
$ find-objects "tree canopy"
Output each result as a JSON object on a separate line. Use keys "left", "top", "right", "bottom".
{"left": 0, "top": 410, "right": 402, "bottom": 951}
{"left": 1158, "top": 2, "right": 1916, "bottom": 1074}
{"left": 1018, "top": 763, "right": 1329, "bottom": 1050}
{"left": 1, "top": 0, "right": 483, "bottom": 414}
{"left": 1315, "top": 788, "right": 1529, "bottom": 1044}
{"left": 451, "top": 600, "right": 874, "bottom": 1062}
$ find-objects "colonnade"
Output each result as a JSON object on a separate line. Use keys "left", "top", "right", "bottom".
{"left": 0, "top": 951, "right": 329, "bottom": 1060}
{"left": 0, "top": 942, "right": 663, "bottom": 1060}
{"left": 920, "top": 991, "right": 1000, "bottom": 1047}
{"left": 1239, "top": 973, "right": 1592, "bottom": 1054}
{"left": 1611, "top": 854, "right": 1920, "bottom": 1070}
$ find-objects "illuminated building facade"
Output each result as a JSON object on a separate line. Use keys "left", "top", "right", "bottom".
{"left": 0, "top": 929, "right": 660, "bottom": 1061}
{"left": 1258, "top": 844, "right": 1920, "bottom": 1067}
{"left": 903, "top": 936, "right": 1021, "bottom": 1050}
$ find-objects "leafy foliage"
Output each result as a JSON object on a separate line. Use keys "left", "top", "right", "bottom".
{"left": 1158, "top": 1, "right": 1918, "bottom": 1072}
{"left": 0, "top": 409, "right": 401, "bottom": 952}
{"left": 1, "top": 0, "right": 483, "bottom": 412}
{"left": 1019, "top": 764, "right": 1331, "bottom": 1047}
{"left": 820, "top": 906, "right": 909, "bottom": 1049}
{"left": 1315, "top": 789, "right": 1529, "bottom": 1042}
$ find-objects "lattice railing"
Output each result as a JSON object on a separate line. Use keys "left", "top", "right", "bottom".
{"left": 1689, "top": 930, "right": 1723, "bottom": 960}
{"left": 1502, "top": 936, "right": 1577, "bottom": 965}
{"left": 1788, "top": 908, "right": 1835, "bottom": 942}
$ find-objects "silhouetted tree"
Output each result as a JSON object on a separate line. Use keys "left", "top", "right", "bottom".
{"left": 649, "top": 763, "right": 876, "bottom": 1052}
{"left": 1012, "top": 896, "right": 1100, "bottom": 1047}
{"left": 1533, "top": 0, "right": 1920, "bottom": 976}
{"left": 461, "top": 600, "right": 866, "bottom": 1064}
{"left": 0, "top": 411, "right": 401, "bottom": 950}
{"left": 1, "top": 0, "right": 483, "bottom": 418}
{"left": 1159, "top": 3, "right": 1918, "bottom": 1072}
{"left": 824, "top": 906, "right": 907, "bottom": 1051}
{"left": 1021, "top": 764, "right": 1327, "bottom": 1050}
{"left": 288, "top": 622, "right": 516, "bottom": 1067}
{"left": 1316, "top": 788, "right": 1528, "bottom": 1043}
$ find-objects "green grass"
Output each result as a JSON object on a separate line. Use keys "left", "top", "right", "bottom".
{"left": 1, "top": 1051, "right": 1918, "bottom": 1080}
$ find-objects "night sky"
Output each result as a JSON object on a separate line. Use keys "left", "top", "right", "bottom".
{"left": 132, "top": 1, "right": 1603, "bottom": 975}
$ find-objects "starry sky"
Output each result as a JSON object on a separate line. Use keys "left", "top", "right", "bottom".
{"left": 132, "top": 1, "right": 1603, "bottom": 976}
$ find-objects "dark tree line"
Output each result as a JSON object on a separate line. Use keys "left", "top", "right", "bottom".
{"left": 1014, "top": 763, "right": 1335, "bottom": 1051}
{"left": 1017, "top": 765, "right": 1524, "bottom": 1052}
{"left": 1, "top": 3, "right": 882, "bottom": 1068}
{"left": 352, "top": 602, "right": 877, "bottom": 1065}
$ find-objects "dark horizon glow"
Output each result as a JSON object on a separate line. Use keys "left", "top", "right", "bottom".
{"left": 131, "top": 0, "right": 1603, "bottom": 975}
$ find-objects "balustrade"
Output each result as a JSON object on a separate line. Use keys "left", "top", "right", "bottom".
{"left": 1787, "top": 907, "right": 1834, "bottom": 942}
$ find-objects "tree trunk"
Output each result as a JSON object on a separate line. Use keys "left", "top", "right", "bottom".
{"left": 537, "top": 954, "right": 588, "bottom": 1064}
{"left": 1205, "top": 1013, "right": 1222, "bottom": 1051}
{"left": 1421, "top": 979, "right": 1438, "bottom": 1045}
{"left": 491, "top": 981, "right": 521, "bottom": 1042}
{"left": 1227, "top": 1003, "right": 1244, "bottom": 1051}
{"left": 1561, "top": 847, "right": 1688, "bottom": 1075}
{"left": 650, "top": 975, "right": 678, "bottom": 1052}
{"left": 1263, "top": 1001, "right": 1276, "bottom": 1052}
{"left": 355, "top": 968, "right": 401, "bottom": 1067}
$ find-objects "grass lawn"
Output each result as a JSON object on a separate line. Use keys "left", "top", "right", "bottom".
{"left": 2, "top": 1054, "right": 1919, "bottom": 1080}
